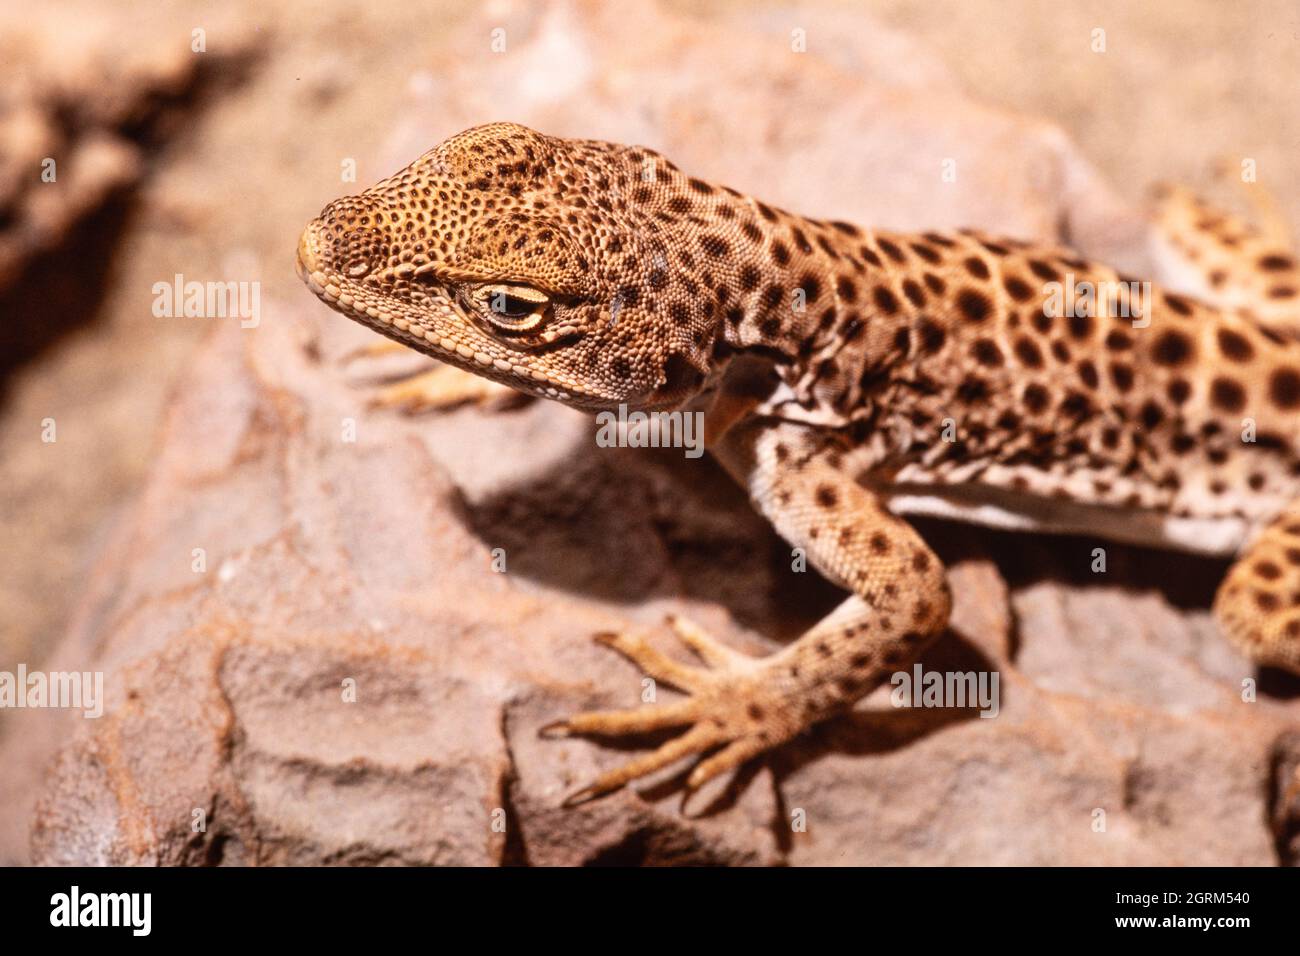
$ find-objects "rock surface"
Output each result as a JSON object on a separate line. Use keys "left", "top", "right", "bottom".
{"left": 5, "top": 0, "right": 1300, "bottom": 865}
{"left": 0, "top": 0, "right": 259, "bottom": 750}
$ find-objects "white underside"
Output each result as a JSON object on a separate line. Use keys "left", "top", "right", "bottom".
{"left": 883, "top": 484, "right": 1249, "bottom": 557}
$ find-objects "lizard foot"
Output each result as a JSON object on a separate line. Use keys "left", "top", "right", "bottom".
{"left": 541, "top": 615, "right": 802, "bottom": 808}
{"left": 367, "top": 365, "right": 525, "bottom": 413}
{"left": 343, "top": 341, "right": 529, "bottom": 413}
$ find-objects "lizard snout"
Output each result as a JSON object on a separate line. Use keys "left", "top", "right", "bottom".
{"left": 296, "top": 220, "right": 324, "bottom": 278}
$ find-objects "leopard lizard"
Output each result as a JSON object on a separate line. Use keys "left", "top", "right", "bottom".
{"left": 297, "top": 123, "right": 1300, "bottom": 806}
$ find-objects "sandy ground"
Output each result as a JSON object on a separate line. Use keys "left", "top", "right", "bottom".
{"left": 1, "top": 0, "right": 1297, "bottom": 733}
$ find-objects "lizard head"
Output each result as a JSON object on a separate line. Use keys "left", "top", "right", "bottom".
{"left": 297, "top": 122, "right": 724, "bottom": 411}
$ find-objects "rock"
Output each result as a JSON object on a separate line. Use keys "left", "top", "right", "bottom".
{"left": 8, "top": 0, "right": 1299, "bottom": 865}
{"left": 0, "top": 3, "right": 256, "bottom": 288}
{"left": 0, "top": 3, "right": 261, "bottom": 798}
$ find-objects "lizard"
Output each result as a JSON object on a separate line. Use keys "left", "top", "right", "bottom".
{"left": 297, "top": 122, "right": 1300, "bottom": 807}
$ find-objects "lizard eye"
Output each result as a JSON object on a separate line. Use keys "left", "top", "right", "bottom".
{"left": 471, "top": 283, "right": 551, "bottom": 333}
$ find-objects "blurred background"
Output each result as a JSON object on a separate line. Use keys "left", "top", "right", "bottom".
{"left": 1, "top": 0, "right": 1298, "bottom": 865}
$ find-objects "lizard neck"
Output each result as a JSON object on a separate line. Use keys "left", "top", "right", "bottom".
{"left": 713, "top": 202, "right": 907, "bottom": 417}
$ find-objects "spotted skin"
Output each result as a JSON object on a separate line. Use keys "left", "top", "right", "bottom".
{"left": 298, "top": 123, "right": 1300, "bottom": 804}
{"left": 1216, "top": 504, "right": 1300, "bottom": 672}
{"left": 1150, "top": 181, "right": 1300, "bottom": 339}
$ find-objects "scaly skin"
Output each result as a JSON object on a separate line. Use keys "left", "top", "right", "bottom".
{"left": 298, "top": 122, "right": 1300, "bottom": 806}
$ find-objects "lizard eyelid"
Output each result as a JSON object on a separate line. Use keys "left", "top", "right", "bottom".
{"left": 470, "top": 283, "right": 552, "bottom": 333}
{"left": 492, "top": 293, "right": 542, "bottom": 318}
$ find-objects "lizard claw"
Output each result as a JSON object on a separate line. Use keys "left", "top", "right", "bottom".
{"left": 560, "top": 784, "right": 604, "bottom": 809}
{"left": 537, "top": 720, "right": 573, "bottom": 740}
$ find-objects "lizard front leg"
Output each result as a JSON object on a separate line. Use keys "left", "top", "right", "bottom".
{"left": 544, "top": 418, "right": 952, "bottom": 805}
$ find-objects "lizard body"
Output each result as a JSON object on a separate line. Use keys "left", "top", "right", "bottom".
{"left": 298, "top": 123, "right": 1300, "bottom": 804}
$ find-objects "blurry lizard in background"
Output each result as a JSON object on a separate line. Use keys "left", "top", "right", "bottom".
{"left": 298, "top": 123, "right": 1300, "bottom": 806}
